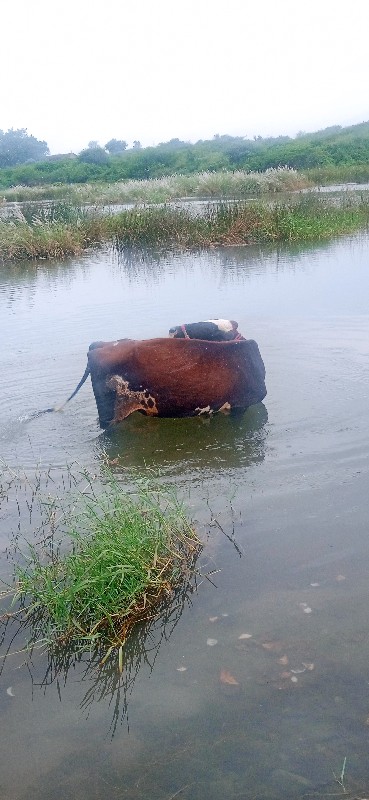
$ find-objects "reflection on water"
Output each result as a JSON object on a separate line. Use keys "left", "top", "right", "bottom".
{"left": 3, "top": 472, "right": 369, "bottom": 800}
{"left": 1, "top": 232, "right": 369, "bottom": 798}
{"left": 1, "top": 570, "right": 200, "bottom": 738}
{"left": 99, "top": 404, "right": 268, "bottom": 477}
{"left": 305, "top": 181, "right": 369, "bottom": 193}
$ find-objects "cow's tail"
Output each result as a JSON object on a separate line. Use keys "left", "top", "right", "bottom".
{"left": 54, "top": 362, "right": 91, "bottom": 411}
{"left": 30, "top": 362, "right": 91, "bottom": 420}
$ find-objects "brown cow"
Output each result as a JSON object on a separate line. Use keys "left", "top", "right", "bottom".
{"left": 53, "top": 336, "right": 266, "bottom": 428}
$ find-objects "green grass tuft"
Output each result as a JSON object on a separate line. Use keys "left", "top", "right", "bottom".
{"left": 7, "top": 476, "right": 202, "bottom": 656}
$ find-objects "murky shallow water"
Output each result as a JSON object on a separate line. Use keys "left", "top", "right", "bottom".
{"left": 1, "top": 234, "right": 369, "bottom": 799}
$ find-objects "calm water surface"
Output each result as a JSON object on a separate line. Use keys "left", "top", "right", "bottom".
{"left": 1, "top": 234, "right": 369, "bottom": 799}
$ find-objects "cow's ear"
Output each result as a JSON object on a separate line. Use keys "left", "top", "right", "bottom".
{"left": 230, "top": 320, "right": 239, "bottom": 329}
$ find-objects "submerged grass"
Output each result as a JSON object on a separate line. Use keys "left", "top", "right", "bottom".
{"left": 1, "top": 194, "right": 369, "bottom": 261}
{"left": 3, "top": 475, "right": 202, "bottom": 657}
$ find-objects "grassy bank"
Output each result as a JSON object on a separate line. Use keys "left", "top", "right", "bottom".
{"left": 2, "top": 165, "right": 369, "bottom": 207}
{"left": 306, "top": 163, "right": 369, "bottom": 185}
{"left": 1, "top": 195, "right": 369, "bottom": 262}
{"left": 2, "top": 475, "right": 201, "bottom": 659}
{"left": 1, "top": 167, "right": 309, "bottom": 204}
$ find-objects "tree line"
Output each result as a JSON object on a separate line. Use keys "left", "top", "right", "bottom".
{"left": 0, "top": 129, "right": 142, "bottom": 168}
{"left": 1, "top": 122, "right": 369, "bottom": 188}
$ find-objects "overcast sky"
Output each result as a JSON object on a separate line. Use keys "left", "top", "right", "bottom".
{"left": 1, "top": 0, "right": 369, "bottom": 154}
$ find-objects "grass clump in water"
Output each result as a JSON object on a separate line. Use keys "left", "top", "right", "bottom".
{"left": 8, "top": 476, "right": 202, "bottom": 658}
{"left": 1, "top": 167, "right": 308, "bottom": 204}
{"left": 2, "top": 194, "right": 369, "bottom": 262}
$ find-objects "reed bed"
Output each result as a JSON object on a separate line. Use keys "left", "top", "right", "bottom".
{"left": 1, "top": 195, "right": 369, "bottom": 262}
{"left": 306, "top": 163, "right": 369, "bottom": 186}
{"left": 2, "top": 167, "right": 309, "bottom": 204}
{"left": 2, "top": 474, "right": 201, "bottom": 660}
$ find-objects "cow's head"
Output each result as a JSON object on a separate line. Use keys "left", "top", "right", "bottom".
{"left": 169, "top": 319, "right": 243, "bottom": 341}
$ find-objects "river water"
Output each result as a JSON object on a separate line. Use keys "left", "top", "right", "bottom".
{"left": 1, "top": 233, "right": 369, "bottom": 799}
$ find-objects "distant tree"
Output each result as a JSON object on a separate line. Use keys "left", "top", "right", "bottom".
{"left": 88, "top": 140, "right": 100, "bottom": 149}
{"left": 0, "top": 128, "right": 49, "bottom": 167}
{"left": 79, "top": 146, "right": 109, "bottom": 165}
{"left": 132, "top": 140, "right": 142, "bottom": 150}
{"left": 157, "top": 138, "right": 186, "bottom": 149}
{"left": 105, "top": 138, "right": 128, "bottom": 154}
{"left": 213, "top": 134, "right": 239, "bottom": 142}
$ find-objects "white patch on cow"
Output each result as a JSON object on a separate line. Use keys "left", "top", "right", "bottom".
{"left": 207, "top": 318, "right": 233, "bottom": 332}
{"left": 195, "top": 405, "right": 213, "bottom": 416}
{"left": 112, "top": 341, "right": 119, "bottom": 346}
{"left": 219, "top": 402, "right": 232, "bottom": 414}
{"left": 107, "top": 375, "right": 158, "bottom": 420}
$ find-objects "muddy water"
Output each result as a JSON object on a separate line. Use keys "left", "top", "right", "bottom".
{"left": 1, "top": 234, "right": 369, "bottom": 799}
